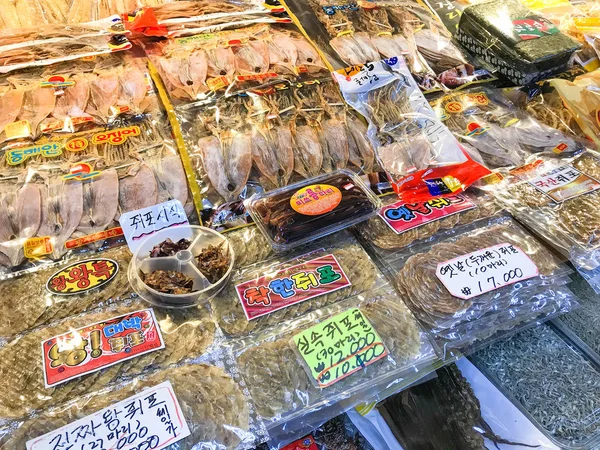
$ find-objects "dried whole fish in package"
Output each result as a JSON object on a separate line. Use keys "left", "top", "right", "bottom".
{"left": 236, "top": 283, "right": 434, "bottom": 420}
{"left": 1, "top": 363, "right": 253, "bottom": 450}
{"left": 0, "top": 298, "right": 216, "bottom": 419}
{"left": 393, "top": 214, "right": 576, "bottom": 356}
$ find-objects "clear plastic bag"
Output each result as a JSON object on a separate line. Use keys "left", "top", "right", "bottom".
{"left": 334, "top": 57, "right": 490, "bottom": 202}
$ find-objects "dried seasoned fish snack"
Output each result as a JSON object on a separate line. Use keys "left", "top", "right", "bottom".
{"left": 225, "top": 225, "right": 273, "bottom": 269}
{"left": 0, "top": 299, "right": 215, "bottom": 419}
{"left": 210, "top": 232, "right": 382, "bottom": 337}
{"left": 1, "top": 364, "right": 250, "bottom": 450}
{"left": 0, "top": 246, "right": 132, "bottom": 339}
{"left": 237, "top": 285, "right": 426, "bottom": 419}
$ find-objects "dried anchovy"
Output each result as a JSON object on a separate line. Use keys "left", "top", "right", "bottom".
{"left": 196, "top": 242, "right": 229, "bottom": 283}
{"left": 150, "top": 238, "right": 191, "bottom": 258}
{"left": 471, "top": 325, "right": 600, "bottom": 446}
{"left": 141, "top": 270, "right": 195, "bottom": 294}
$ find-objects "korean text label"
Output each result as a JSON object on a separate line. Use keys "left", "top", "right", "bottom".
{"left": 292, "top": 308, "right": 388, "bottom": 388}
{"left": 119, "top": 200, "right": 188, "bottom": 253}
{"left": 528, "top": 164, "right": 600, "bottom": 202}
{"left": 235, "top": 254, "right": 352, "bottom": 321}
{"left": 26, "top": 381, "right": 190, "bottom": 450}
{"left": 436, "top": 243, "right": 539, "bottom": 300}
{"left": 41, "top": 309, "right": 165, "bottom": 388}
{"left": 379, "top": 194, "right": 476, "bottom": 234}
{"left": 46, "top": 258, "right": 119, "bottom": 295}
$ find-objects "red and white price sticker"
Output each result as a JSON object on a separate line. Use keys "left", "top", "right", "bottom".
{"left": 436, "top": 242, "right": 539, "bottom": 300}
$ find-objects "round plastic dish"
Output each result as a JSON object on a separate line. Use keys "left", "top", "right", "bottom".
{"left": 128, "top": 225, "right": 234, "bottom": 308}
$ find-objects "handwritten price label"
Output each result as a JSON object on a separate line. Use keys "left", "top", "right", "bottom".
{"left": 26, "top": 381, "right": 190, "bottom": 450}
{"left": 436, "top": 243, "right": 539, "bottom": 300}
{"left": 293, "top": 308, "right": 388, "bottom": 388}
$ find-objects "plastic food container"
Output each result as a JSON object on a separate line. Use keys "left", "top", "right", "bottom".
{"left": 128, "top": 226, "right": 234, "bottom": 308}
{"left": 245, "top": 170, "right": 381, "bottom": 251}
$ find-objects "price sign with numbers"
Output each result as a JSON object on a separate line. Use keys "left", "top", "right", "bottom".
{"left": 26, "top": 381, "right": 190, "bottom": 450}
{"left": 292, "top": 308, "right": 388, "bottom": 388}
{"left": 436, "top": 243, "right": 539, "bottom": 300}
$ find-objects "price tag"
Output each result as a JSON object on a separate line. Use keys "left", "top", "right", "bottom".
{"left": 41, "top": 309, "right": 165, "bottom": 388}
{"left": 236, "top": 254, "right": 351, "bottom": 320}
{"left": 528, "top": 164, "right": 600, "bottom": 202}
{"left": 292, "top": 308, "right": 388, "bottom": 388}
{"left": 119, "top": 200, "right": 188, "bottom": 253}
{"left": 379, "top": 194, "right": 476, "bottom": 234}
{"left": 436, "top": 243, "right": 539, "bottom": 300}
{"left": 26, "top": 381, "right": 190, "bottom": 450}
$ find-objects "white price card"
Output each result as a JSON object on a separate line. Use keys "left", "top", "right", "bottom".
{"left": 435, "top": 242, "right": 539, "bottom": 300}
{"left": 119, "top": 200, "right": 188, "bottom": 253}
{"left": 26, "top": 381, "right": 190, "bottom": 450}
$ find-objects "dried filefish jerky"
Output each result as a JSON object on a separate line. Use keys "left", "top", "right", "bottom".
{"left": 1, "top": 364, "right": 250, "bottom": 450}
{"left": 0, "top": 299, "right": 215, "bottom": 419}
{"left": 141, "top": 269, "right": 196, "bottom": 294}
{"left": 150, "top": 238, "right": 191, "bottom": 257}
{"left": 237, "top": 285, "right": 422, "bottom": 419}
{"left": 0, "top": 246, "right": 132, "bottom": 339}
{"left": 210, "top": 236, "right": 380, "bottom": 337}
{"left": 471, "top": 325, "right": 600, "bottom": 447}
{"left": 224, "top": 225, "right": 273, "bottom": 269}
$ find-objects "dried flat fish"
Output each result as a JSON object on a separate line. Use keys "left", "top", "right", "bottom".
{"left": 233, "top": 40, "right": 270, "bottom": 75}
{"left": 292, "top": 123, "right": 323, "bottom": 178}
{"left": 322, "top": 118, "right": 349, "bottom": 171}
{"left": 250, "top": 125, "right": 293, "bottom": 188}
{"left": 53, "top": 73, "right": 90, "bottom": 119}
{"left": 90, "top": 70, "right": 120, "bottom": 119}
{"left": 118, "top": 65, "right": 147, "bottom": 114}
{"left": 0, "top": 87, "right": 24, "bottom": 136}
{"left": 151, "top": 152, "right": 189, "bottom": 207}
{"left": 330, "top": 34, "right": 368, "bottom": 66}
{"left": 346, "top": 115, "right": 375, "bottom": 173}
{"left": 77, "top": 167, "right": 119, "bottom": 236}
{"left": 18, "top": 85, "right": 55, "bottom": 137}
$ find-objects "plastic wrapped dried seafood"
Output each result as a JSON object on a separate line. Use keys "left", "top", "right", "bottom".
{"left": 145, "top": 22, "right": 329, "bottom": 105}
{"left": 0, "top": 358, "right": 261, "bottom": 450}
{"left": 176, "top": 78, "right": 377, "bottom": 228}
{"left": 429, "top": 86, "right": 587, "bottom": 170}
{"left": 0, "top": 141, "right": 193, "bottom": 274}
{"left": 334, "top": 57, "right": 490, "bottom": 202}
{"left": 551, "top": 70, "right": 600, "bottom": 148}
{"left": 225, "top": 225, "right": 274, "bottom": 268}
{"left": 355, "top": 188, "right": 500, "bottom": 255}
{"left": 283, "top": 0, "right": 493, "bottom": 91}
{"left": 456, "top": 0, "right": 581, "bottom": 85}
{"left": 0, "top": 296, "right": 217, "bottom": 419}
{"left": 235, "top": 284, "right": 436, "bottom": 431}
{"left": 0, "top": 245, "right": 133, "bottom": 340}
{"left": 470, "top": 324, "right": 600, "bottom": 449}
{"left": 210, "top": 230, "right": 385, "bottom": 337}
{"left": 389, "top": 214, "right": 576, "bottom": 357}
{"left": 487, "top": 152, "right": 600, "bottom": 292}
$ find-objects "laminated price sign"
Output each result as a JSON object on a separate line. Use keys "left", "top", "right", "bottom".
{"left": 292, "top": 308, "right": 388, "bottom": 388}
{"left": 436, "top": 243, "right": 539, "bottom": 300}
{"left": 26, "top": 381, "right": 190, "bottom": 450}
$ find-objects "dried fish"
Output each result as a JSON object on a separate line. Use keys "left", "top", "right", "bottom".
{"left": 118, "top": 163, "right": 159, "bottom": 217}
{"left": 77, "top": 167, "right": 119, "bottom": 236}
{"left": 292, "top": 123, "right": 323, "bottom": 178}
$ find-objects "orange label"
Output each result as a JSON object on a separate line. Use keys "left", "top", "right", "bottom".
{"left": 24, "top": 237, "right": 53, "bottom": 258}
{"left": 462, "top": 93, "right": 489, "bottom": 106}
{"left": 207, "top": 76, "right": 229, "bottom": 91}
{"left": 5, "top": 120, "right": 31, "bottom": 139}
{"left": 290, "top": 184, "right": 342, "bottom": 216}
{"left": 445, "top": 101, "right": 464, "bottom": 113}
{"left": 509, "top": 159, "right": 544, "bottom": 176}
{"left": 65, "top": 137, "right": 89, "bottom": 153}
{"left": 235, "top": 72, "right": 278, "bottom": 82}
{"left": 482, "top": 172, "right": 504, "bottom": 185}
{"left": 552, "top": 142, "right": 568, "bottom": 154}
{"left": 65, "top": 227, "right": 124, "bottom": 249}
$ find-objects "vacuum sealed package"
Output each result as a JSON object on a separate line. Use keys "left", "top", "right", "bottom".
{"left": 457, "top": 0, "right": 580, "bottom": 84}
{"left": 356, "top": 188, "right": 500, "bottom": 255}
{"left": 0, "top": 296, "right": 216, "bottom": 419}
{"left": 334, "top": 57, "right": 490, "bottom": 202}
{"left": 551, "top": 70, "right": 600, "bottom": 147}
{"left": 0, "top": 355, "right": 263, "bottom": 450}
{"left": 429, "top": 86, "right": 586, "bottom": 170}
{"left": 246, "top": 170, "right": 380, "bottom": 251}
{"left": 470, "top": 323, "right": 600, "bottom": 449}
{"left": 488, "top": 152, "right": 600, "bottom": 292}
{"left": 235, "top": 283, "right": 436, "bottom": 429}
{"left": 389, "top": 214, "right": 576, "bottom": 357}
{"left": 176, "top": 78, "right": 378, "bottom": 229}
{"left": 210, "top": 230, "right": 385, "bottom": 337}
{"left": 145, "top": 22, "right": 329, "bottom": 105}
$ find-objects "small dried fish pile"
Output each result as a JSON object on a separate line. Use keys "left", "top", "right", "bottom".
{"left": 394, "top": 216, "right": 573, "bottom": 354}
{"left": 0, "top": 298, "right": 216, "bottom": 419}
{"left": 1, "top": 364, "right": 250, "bottom": 449}
{"left": 430, "top": 87, "right": 586, "bottom": 169}
{"left": 471, "top": 324, "right": 600, "bottom": 448}
{"left": 147, "top": 23, "right": 328, "bottom": 103}
{"left": 0, "top": 246, "right": 132, "bottom": 339}
{"left": 357, "top": 189, "right": 499, "bottom": 251}
{"left": 380, "top": 364, "right": 539, "bottom": 449}
{"left": 237, "top": 284, "right": 425, "bottom": 419}
{"left": 210, "top": 232, "right": 381, "bottom": 337}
